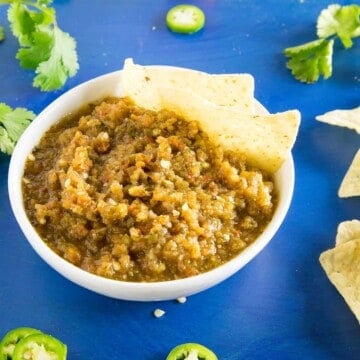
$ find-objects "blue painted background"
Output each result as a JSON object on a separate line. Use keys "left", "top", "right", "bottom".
{"left": 0, "top": 1, "right": 359, "bottom": 359}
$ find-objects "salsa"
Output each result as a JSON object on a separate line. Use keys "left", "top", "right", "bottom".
{"left": 22, "top": 97, "right": 276, "bottom": 282}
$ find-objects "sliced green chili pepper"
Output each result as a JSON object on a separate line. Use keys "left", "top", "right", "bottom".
{"left": 166, "top": 5, "right": 205, "bottom": 34}
{"left": 166, "top": 342, "right": 218, "bottom": 360}
{"left": 12, "top": 333, "right": 67, "bottom": 360}
{"left": 0, "top": 327, "right": 42, "bottom": 360}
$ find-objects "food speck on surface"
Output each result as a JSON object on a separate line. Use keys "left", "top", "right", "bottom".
{"left": 153, "top": 308, "right": 166, "bottom": 318}
{"left": 177, "top": 297, "right": 187, "bottom": 304}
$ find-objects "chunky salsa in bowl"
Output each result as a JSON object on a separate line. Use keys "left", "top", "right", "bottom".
{"left": 8, "top": 60, "right": 299, "bottom": 300}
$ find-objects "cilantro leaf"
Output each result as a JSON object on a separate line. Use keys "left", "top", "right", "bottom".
{"left": 0, "top": 127, "right": 14, "bottom": 155}
{"left": 5, "top": 0, "right": 78, "bottom": 92}
{"left": 8, "top": 1, "right": 39, "bottom": 46}
{"left": 0, "top": 103, "right": 35, "bottom": 155}
{"left": 38, "top": 0, "right": 53, "bottom": 6}
{"left": 317, "top": 4, "right": 360, "bottom": 48}
{"left": 284, "top": 38, "right": 334, "bottom": 84}
{"left": 0, "top": 25, "right": 4, "bottom": 42}
{"left": 16, "top": 27, "right": 53, "bottom": 70}
{"left": 1, "top": 107, "right": 35, "bottom": 140}
{"left": 32, "top": 26, "right": 78, "bottom": 91}
{"left": 284, "top": 4, "right": 360, "bottom": 83}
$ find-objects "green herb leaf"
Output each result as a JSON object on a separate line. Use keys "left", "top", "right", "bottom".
{"left": 0, "top": 25, "right": 4, "bottom": 41}
{"left": 284, "top": 38, "right": 334, "bottom": 84}
{"left": 16, "top": 27, "right": 53, "bottom": 70}
{"left": 317, "top": 4, "right": 360, "bottom": 48}
{"left": 0, "top": 103, "right": 35, "bottom": 155}
{"left": 0, "top": 127, "right": 14, "bottom": 154}
{"left": 8, "top": 1, "right": 35, "bottom": 46}
{"left": 5, "top": 0, "right": 78, "bottom": 91}
{"left": 284, "top": 4, "right": 360, "bottom": 83}
{"left": 32, "top": 26, "right": 78, "bottom": 91}
{"left": 38, "top": 0, "right": 53, "bottom": 6}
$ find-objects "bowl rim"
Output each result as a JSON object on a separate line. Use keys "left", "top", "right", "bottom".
{"left": 7, "top": 69, "right": 295, "bottom": 301}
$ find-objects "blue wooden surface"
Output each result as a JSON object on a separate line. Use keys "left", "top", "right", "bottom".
{"left": 1, "top": 1, "right": 360, "bottom": 359}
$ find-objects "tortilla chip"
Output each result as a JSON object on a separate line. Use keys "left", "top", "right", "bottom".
{"left": 121, "top": 58, "right": 255, "bottom": 114}
{"left": 155, "top": 86, "right": 300, "bottom": 173}
{"left": 320, "top": 239, "right": 360, "bottom": 323}
{"left": 338, "top": 149, "right": 360, "bottom": 198}
{"left": 336, "top": 220, "right": 360, "bottom": 246}
{"left": 120, "top": 59, "right": 300, "bottom": 173}
{"left": 316, "top": 106, "right": 360, "bottom": 134}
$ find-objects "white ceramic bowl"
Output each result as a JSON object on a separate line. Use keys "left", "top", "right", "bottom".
{"left": 8, "top": 69, "right": 294, "bottom": 301}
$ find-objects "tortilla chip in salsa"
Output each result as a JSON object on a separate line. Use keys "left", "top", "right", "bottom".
{"left": 121, "top": 58, "right": 301, "bottom": 173}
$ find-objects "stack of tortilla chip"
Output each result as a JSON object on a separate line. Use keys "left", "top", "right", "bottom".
{"left": 317, "top": 106, "right": 360, "bottom": 322}
{"left": 120, "top": 58, "right": 301, "bottom": 174}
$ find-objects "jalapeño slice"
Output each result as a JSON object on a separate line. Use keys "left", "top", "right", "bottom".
{"left": 0, "top": 327, "right": 42, "bottom": 360}
{"left": 166, "top": 342, "right": 218, "bottom": 360}
{"left": 166, "top": 5, "right": 205, "bottom": 34}
{"left": 12, "top": 333, "right": 67, "bottom": 360}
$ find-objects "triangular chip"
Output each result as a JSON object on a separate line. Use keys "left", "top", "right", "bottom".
{"left": 336, "top": 220, "right": 360, "bottom": 246}
{"left": 338, "top": 149, "right": 360, "bottom": 198}
{"left": 154, "top": 86, "right": 300, "bottom": 173}
{"left": 121, "top": 58, "right": 255, "bottom": 114}
{"left": 316, "top": 106, "right": 360, "bottom": 134}
{"left": 320, "top": 239, "right": 360, "bottom": 323}
{"left": 119, "top": 59, "right": 300, "bottom": 173}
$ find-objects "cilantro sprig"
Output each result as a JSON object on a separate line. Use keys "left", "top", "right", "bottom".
{"left": 0, "top": 103, "right": 35, "bottom": 154}
{"left": 284, "top": 4, "right": 360, "bottom": 83}
{"left": 0, "top": 0, "right": 79, "bottom": 91}
{"left": 0, "top": 0, "right": 79, "bottom": 154}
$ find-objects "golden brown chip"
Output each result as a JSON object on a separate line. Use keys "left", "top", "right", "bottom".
{"left": 338, "top": 149, "right": 360, "bottom": 198}
{"left": 121, "top": 58, "right": 255, "bottom": 113}
{"left": 320, "top": 239, "right": 360, "bottom": 323}
{"left": 336, "top": 220, "right": 360, "bottom": 246}
{"left": 316, "top": 106, "right": 360, "bottom": 134}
